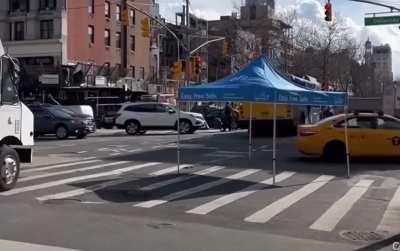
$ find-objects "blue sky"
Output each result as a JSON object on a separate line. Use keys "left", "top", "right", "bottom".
{"left": 157, "top": 0, "right": 400, "bottom": 78}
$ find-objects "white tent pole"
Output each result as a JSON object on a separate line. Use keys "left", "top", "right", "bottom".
{"left": 344, "top": 105, "right": 350, "bottom": 178}
{"left": 249, "top": 103, "right": 253, "bottom": 160}
{"left": 272, "top": 102, "right": 277, "bottom": 184}
{"left": 177, "top": 100, "right": 181, "bottom": 174}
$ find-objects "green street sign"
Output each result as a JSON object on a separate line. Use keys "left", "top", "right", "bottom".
{"left": 365, "top": 15, "right": 400, "bottom": 26}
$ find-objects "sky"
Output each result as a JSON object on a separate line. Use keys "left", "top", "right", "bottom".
{"left": 157, "top": 0, "right": 400, "bottom": 79}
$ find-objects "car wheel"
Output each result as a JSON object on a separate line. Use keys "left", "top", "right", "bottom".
{"left": 139, "top": 131, "right": 146, "bottom": 135}
{"left": 0, "top": 145, "right": 20, "bottom": 191}
{"left": 125, "top": 121, "right": 140, "bottom": 135}
{"left": 179, "top": 120, "right": 192, "bottom": 134}
{"left": 56, "top": 125, "right": 69, "bottom": 140}
{"left": 323, "top": 141, "right": 346, "bottom": 162}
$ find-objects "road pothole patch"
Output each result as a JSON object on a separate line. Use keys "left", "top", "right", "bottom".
{"left": 340, "top": 230, "right": 388, "bottom": 242}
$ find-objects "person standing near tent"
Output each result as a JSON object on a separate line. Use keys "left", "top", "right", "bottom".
{"left": 222, "top": 102, "right": 233, "bottom": 132}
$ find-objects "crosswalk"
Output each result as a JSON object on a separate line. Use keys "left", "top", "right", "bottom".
{"left": 4, "top": 157, "right": 400, "bottom": 235}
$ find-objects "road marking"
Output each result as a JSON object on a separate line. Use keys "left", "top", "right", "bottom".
{"left": 150, "top": 164, "right": 193, "bottom": 176}
{"left": 377, "top": 185, "right": 400, "bottom": 233}
{"left": 37, "top": 178, "right": 132, "bottom": 201}
{"left": 187, "top": 171, "right": 295, "bottom": 215}
{"left": 109, "top": 153, "right": 121, "bottom": 156}
{"left": 151, "top": 145, "right": 164, "bottom": 149}
{"left": 244, "top": 175, "right": 335, "bottom": 223}
{"left": 2, "top": 162, "right": 161, "bottom": 196}
{"left": 310, "top": 179, "right": 374, "bottom": 232}
{"left": 22, "top": 159, "right": 99, "bottom": 174}
{"left": 0, "top": 239, "right": 80, "bottom": 251}
{"left": 134, "top": 169, "right": 260, "bottom": 208}
{"left": 19, "top": 161, "right": 130, "bottom": 182}
{"left": 141, "top": 166, "right": 225, "bottom": 191}
{"left": 128, "top": 149, "right": 142, "bottom": 153}
{"left": 77, "top": 151, "right": 87, "bottom": 154}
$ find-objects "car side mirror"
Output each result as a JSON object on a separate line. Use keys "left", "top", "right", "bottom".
{"left": 168, "top": 109, "right": 176, "bottom": 114}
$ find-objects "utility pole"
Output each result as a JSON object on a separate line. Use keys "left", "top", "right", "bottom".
{"left": 185, "top": 0, "right": 190, "bottom": 88}
{"left": 121, "top": 0, "right": 128, "bottom": 77}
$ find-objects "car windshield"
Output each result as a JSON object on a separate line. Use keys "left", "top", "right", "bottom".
{"left": 48, "top": 108, "right": 73, "bottom": 119}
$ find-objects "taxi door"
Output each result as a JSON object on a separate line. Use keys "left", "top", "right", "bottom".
{"left": 375, "top": 117, "right": 400, "bottom": 156}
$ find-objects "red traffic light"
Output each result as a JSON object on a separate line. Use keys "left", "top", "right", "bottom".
{"left": 324, "top": 2, "right": 332, "bottom": 22}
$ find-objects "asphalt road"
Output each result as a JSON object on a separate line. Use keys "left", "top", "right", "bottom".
{"left": 0, "top": 129, "right": 400, "bottom": 251}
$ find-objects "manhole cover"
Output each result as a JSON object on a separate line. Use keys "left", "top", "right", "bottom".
{"left": 340, "top": 230, "right": 386, "bottom": 242}
{"left": 42, "top": 198, "right": 82, "bottom": 205}
{"left": 147, "top": 222, "right": 175, "bottom": 230}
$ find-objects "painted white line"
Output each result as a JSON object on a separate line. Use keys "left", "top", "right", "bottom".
{"left": 187, "top": 171, "right": 295, "bottom": 215}
{"left": 244, "top": 175, "right": 335, "bottom": 223}
{"left": 2, "top": 162, "right": 161, "bottom": 196}
{"left": 109, "top": 153, "right": 121, "bottom": 156}
{"left": 141, "top": 166, "right": 225, "bottom": 191}
{"left": 135, "top": 169, "right": 260, "bottom": 208}
{"left": 128, "top": 149, "right": 143, "bottom": 153}
{"left": 37, "top": 178, "right": 131, "bottom": 201}
{"left": 310, "top": 179, "right": 374, "bottom": 232}
{"left": 22, "top": 159, "right": 99, "bottom": 174}
{"left": 19, "top": 161, "right": 130, "bottom": 182}
{"left": 377, "top": 185, "right": 400, "bottom": 233}
{"left": 77, "top": 151, "right": 87, "bottom": 154}
{"left": 150, "top": 164, "right": 192, "bottom": 176}
{"left": 0, "top": 239, "right": 79, "bottom": 251}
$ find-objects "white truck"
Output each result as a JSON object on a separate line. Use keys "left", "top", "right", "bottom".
{"left": 0, "top": 39, "right": 34, "bottom": 191}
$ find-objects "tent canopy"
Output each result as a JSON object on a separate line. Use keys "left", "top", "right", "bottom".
{"left": 179, "top": 56, "right": 347, "bottom": 106}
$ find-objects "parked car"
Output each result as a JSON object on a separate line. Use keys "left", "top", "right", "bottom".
{"left": 115, "top": 102, "right": 206, "bottom": 135}
{"left": 28, "top": 105, "right": 95, "bottom": 139}
{"left": 297, "top": 112, "right": 400, "bottom": 160}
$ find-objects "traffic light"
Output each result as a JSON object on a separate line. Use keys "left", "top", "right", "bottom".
{"left": 171, "top": 61, "right": 182, "bottom": 80}
{"left": 223, "top": 41, "right": 231, "bottom": 57}
{"left": 122, "top": 9, "right": 129, "bottom": 26}
{"left": 141, "top": 18, "right": 150, "bottom": 38}
{"left": 324, "top": 2, "right": 332, "bottom": 22}
{"left": 194, "top": 56, "right": 201, "bottom": 75}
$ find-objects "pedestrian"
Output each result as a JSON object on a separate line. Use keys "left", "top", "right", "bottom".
{"left": 222, "top": 102, "right": 233, "bottom": 132}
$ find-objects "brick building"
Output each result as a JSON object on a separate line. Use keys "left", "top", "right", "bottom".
{"left": 0, "top": 0, "right": 152, "bottom": 88}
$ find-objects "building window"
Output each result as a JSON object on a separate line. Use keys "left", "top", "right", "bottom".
{"left": 14, "top": 22, "right": 24, "bottom": 41}
{"left": 88, "top": 25, "right": 95, "bottom": 44}
{"left": 116, "top": 5, "right": 121, "bottom": 21}
{"left": 105, "top": 1, "right": 110, "bottom": 17}
{"left": 88, "top": 0, "right": 95, "bottom": 14}
{"left": 40, "top": 20, "right": 53, "bottom": 39}
{"left": 130, "top": 9, "right": 135, "bottom": 25}
{"left": 39, "top": 0, "right": 56, "bottom": 10}
{"left": 250, "top": 5, "right": 257, "bottom": 20}
{"left": 131, "top": 66, "right": 135, "bottom": 78}
{"left": 9, "top": 0, "right": 29, "bottom": 12}
{"left": 130, "top": 35, "right": 135, "bottom": 51}
{"left": 104, "top": 29, "right": 110, "bottom": 46}
{"left": 140, "top": 67, "right": 145, "bottom": 79}
{"left": 116, "top": 32, "right": 121, "bottom": 48}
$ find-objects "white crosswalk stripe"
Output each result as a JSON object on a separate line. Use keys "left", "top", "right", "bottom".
{"left": 19, "top": 161, "right": 130, "bottom": 182}
{"left": 309, "top": 179, "right": 374, "bottom": 232}
{"left": 22, "top": 158, "right": 99, "bottom": 173}
{"left": 244, "top": 175, "right": 335, "bottom": 223}
{"left": 187, "top": 171, "right": 295, "bottom": 215}
{"left": 377, "top": 185, "right": 400, "bottom": 234}
{"left": 141, "top": 166, "right": 225, "bottom": 191}
{"left": 2, "top": 162, "right": 161, "bottom": 196}
{"left": 150, "top": 164, "right": 192, "bottom": 176}
{"left": 134, "top": 169, "right": 260, "bottom": 208}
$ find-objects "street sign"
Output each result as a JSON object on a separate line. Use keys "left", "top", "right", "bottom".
{"left": 365, "top": 15, "right": 400, "bottom": 26}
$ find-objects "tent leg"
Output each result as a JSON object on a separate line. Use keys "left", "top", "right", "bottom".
{"left": 272, "top": 103, "right": 277, "bottom": 185}
{"left": 177, "top": 100, "right": 181, "bottom": 175}
{"left": 249, "top": 103, "right": 253, "bottom": 160}
{"left": 344, "top": 105, "right": 350, "bottom": 178}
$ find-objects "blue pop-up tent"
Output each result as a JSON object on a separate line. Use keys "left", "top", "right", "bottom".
{"left": 176, "top": 56, "right": 350, "bottom": 182}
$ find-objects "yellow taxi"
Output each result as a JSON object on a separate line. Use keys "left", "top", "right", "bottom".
{"left": 297, "top": 113, "right": 400, "bottom": 160}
